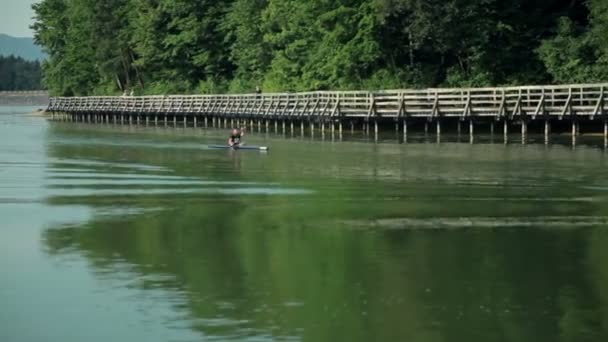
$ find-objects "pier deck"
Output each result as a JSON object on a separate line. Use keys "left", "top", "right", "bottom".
{"left": 47, "top": 83, "right": 608, "bottom": 141}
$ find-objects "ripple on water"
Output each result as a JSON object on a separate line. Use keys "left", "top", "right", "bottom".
{"left": 43, "top": 159, "right": 312, "bottom": 201}
{"left": 344, "top": 216, "right": 608, "bottom": 230}
{"left": 46, "top": 187, "right": 313, "bottom": 197}
{"left": 48, "top": 158, "right": 172, "bottom": 172}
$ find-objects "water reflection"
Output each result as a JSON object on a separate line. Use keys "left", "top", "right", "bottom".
{"left": 28, "top": 121, "right": 608, "bottom": 341}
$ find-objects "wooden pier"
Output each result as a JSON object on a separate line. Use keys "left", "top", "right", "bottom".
{"left": 47, "top": 83, "right": 608, "bottom": 143}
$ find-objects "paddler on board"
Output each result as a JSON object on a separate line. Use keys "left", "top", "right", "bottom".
{"left": 228, "top": 128, "right": 245, "bottom": 147}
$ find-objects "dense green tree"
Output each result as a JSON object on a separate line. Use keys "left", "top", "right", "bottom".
{"left": 31, "top": 0, "right": 70, "bottom": 94}
{"left": 538, "top": 0, "right": 608, "bottom": 83}
{"left": 221, "top": 0, "right": 271, "bottom": 92}
{"left": 31, "top": 0, "right": 603, "bottom": 96}
{"left": 0, "top": 55, "right": 43, "bottom": 90}
{"left": 130, "top": 0, "right": 233, "bottom": 94}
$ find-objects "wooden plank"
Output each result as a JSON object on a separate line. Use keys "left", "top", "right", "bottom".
{"left": 592, "top": 86, "right": 604, "bottom": 117}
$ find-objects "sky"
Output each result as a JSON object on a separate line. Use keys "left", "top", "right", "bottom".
{"left": 0, "top": 0, "right": 39, "bottom": 37}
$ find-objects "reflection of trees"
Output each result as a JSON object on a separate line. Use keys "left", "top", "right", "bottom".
{"left": 43, "top": 196, "right": 608, "bottom": 341}
{"left": 41, "top": 124, "right": 608, "bottom": 341}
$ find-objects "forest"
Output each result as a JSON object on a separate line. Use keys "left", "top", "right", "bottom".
{"left": 31, "top": 0, "right": 608, "bottom": 96}
{"left": 0, "top": 55, "right": 43, "bottom": 91}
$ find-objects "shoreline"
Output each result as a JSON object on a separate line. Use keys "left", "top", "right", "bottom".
{"left": 26, "top": 108, "right": 47, "bottom": 117}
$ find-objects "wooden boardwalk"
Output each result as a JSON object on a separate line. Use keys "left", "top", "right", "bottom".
{"left": 47, "top": 83, "right": 608, "bottom": 141}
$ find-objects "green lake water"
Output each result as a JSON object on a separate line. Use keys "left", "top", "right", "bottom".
{"left": 2, "top": 106, "right": 608, "bottom": 341}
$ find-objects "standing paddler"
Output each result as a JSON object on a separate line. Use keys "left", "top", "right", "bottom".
{"left": 228, "top": 128, "right": 245, "bottom": 147}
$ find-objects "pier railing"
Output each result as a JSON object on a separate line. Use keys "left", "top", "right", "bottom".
{"left": 49, "top": 84, "right": 607, "bottom": 121}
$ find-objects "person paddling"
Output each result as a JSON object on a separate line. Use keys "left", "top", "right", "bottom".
{"left": 228, "top": 128, "right": 245, "bottom": 147}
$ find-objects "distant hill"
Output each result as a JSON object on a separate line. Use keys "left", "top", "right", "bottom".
{"left": 0, "top": 34, "right": 45, "bottom": 61}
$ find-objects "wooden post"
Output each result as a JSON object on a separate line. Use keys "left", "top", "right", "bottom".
{"left": 194, "top": 116, "right": 197, "bottom": 128}
{"left": 544, "top": 120, "right": 550, "bottom": 144}
{"left": 436, "top": 120, "right": 441, "bottom": 144}
{"left": 604, "top": 120, "right": 607, "bottom": 148}
{"left": 571, "top": 120, "right": 576, "bottom": 137}
{"left": 521, "top": 120, "right": 527, "bottom": 143}
{"left": 173, "top": 115, "right": 177, "bottom": 128}
{"left": 183, "top": 115, "right": 187, "bottom": 128}
{"left": 403, "top": 119, "right": 408, "bottom": 142}
{"left": 469, "top": 119, "right": 474, "bottom": 144}
{"left": 301, "top": 121, "right": 304, "bottom": 136}
{"left": 374, "top": 120, "right": 378, "bottom": 142}
{"left": 436, "top": 120, "right": 441, "bottom": 137}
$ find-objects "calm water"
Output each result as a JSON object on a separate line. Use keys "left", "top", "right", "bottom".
{"left": 2, "top": 106, "right": 608, "bottom": 342}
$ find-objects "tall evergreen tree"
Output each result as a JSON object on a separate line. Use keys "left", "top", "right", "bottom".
{"left": 0, "top": 56, "right": 44, "bottom": 91}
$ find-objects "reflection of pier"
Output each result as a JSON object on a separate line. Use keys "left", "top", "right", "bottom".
{"left": 0, "top": 90, "right": 49, "bottom": 106}
{"left": 47, "top": 84, "right": 608, "bottom": 143}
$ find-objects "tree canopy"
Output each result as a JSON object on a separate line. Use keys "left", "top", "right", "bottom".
{"left": 0, "top": 55, "right": 43, "bottom": 91}
{"left": 31, "top": 0, "right": 604, "bottom": 96}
